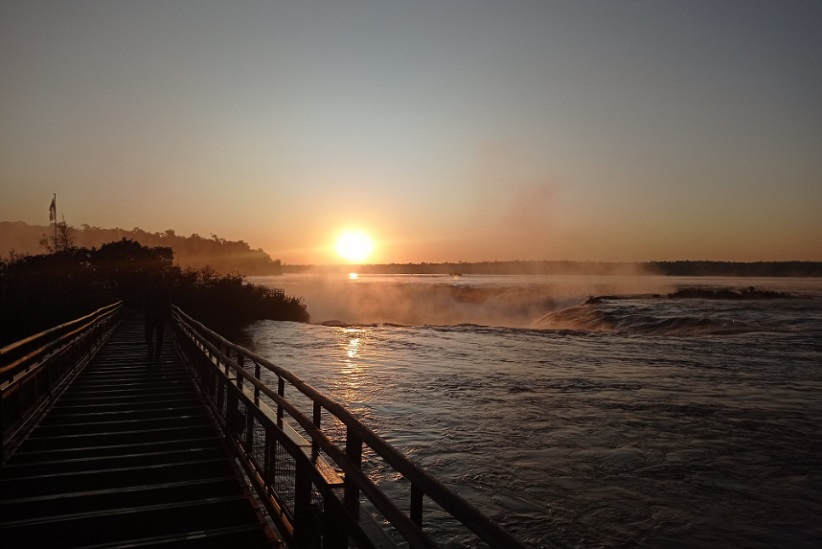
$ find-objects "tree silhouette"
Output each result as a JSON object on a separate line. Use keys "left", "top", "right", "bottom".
{"left": 39, "top": 218, "right": 75, "bottom": 253}
{"left": 1, "top": 239, "right": 308, "bottom": 346}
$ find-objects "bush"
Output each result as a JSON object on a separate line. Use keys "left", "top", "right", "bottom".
{"left": 0, "top": 239, "right": 309, "bottom": 346}
{"left": 169, "top": 268, "right": 309, "bottom": 338}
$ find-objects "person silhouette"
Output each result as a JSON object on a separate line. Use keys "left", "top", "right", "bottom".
{"left": 143, "top": 272, "right": 171, "bottom": 362}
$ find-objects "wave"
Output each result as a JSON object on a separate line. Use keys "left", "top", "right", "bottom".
{"left": 320, "top": 306, "right": 758, "bottom": 336}
{"left": 293, "top": 279, "right": 818, "bottom": 335}
{"left": 533, "top": 295, "right": 778, "bottom": 336}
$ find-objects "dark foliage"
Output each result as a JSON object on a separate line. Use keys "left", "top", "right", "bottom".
{"left": 0, "top": 248, "right": 115, "bottom": 344}
{"left": 0, "top": 239, "right": 308, "bottom": 346}
{"left": 0, "top": 221, "right": 282, "bottom": 275}
{"left": 169, "top": 267, "right": 309, "bottom": 339}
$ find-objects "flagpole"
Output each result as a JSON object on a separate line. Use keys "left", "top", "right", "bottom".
{"left": 51, "top": 194, "right": 57, "bottom": 247}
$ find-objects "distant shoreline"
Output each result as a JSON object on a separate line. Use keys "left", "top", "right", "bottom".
{"left": 281, "top": 260, "right": 822, "bottom": 277}
{"left": 4, "top": 222, "right": 819, "bottom": 277}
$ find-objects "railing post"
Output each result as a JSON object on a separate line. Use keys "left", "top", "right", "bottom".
{"left": 312, "top": 402, "right": 321, "bottom": 460}
{"left": 264, "top": 426, "right": 275, "bottom": 497}
{"left": 226, "top": 387, "right": 239, "bottom": 442}
{"left": 243, "top": 355, "right": 254, "bottom": 453}
{"left": 234, "top": 351, "right": 244, "bottom": 430}
{"left": 235, "top": 356, "right": 243, "bottom": 391}
{"left": 245, "top": 407, "right": 254, "bottom": 453}
{"left": 277, "top": 377, "right": 285, "bottom": 428}
{"left": 411, "top": 483, "right": 424, "bottom": 527}
{"left": 254, "top": 362, "right": 261, "bottom": 406}
{"left": 294, "top": 460, "right": 319, "bottom": 549}
{"left": 344, "top": 427, "right": 362, "bottom": 520}
{"left": 323, "top": 493, "right": 349, "bottom": 549}
{"left": 216, "top": 355, "right": 225, "bottom": 412}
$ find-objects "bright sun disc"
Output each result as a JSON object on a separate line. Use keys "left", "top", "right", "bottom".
{"left": 335, "top": 231, "right": 374, "bottom": 263}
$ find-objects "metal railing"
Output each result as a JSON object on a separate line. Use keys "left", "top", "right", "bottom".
{"left": 171, "top": 305, "right": 525, "bottom": 549}
{"left": 0, "top": 301, "right": 122, "bottom": 465}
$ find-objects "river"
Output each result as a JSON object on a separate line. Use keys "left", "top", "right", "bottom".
{"left": 246, "top": 274, "right": 822, "bottom": 548}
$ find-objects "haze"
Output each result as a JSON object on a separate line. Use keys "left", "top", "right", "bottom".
{"left": 2, "top": 1, "right": 821, "bottom": 264}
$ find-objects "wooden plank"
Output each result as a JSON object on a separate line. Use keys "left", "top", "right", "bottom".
{"left": 0, "top": 315, "right": 280, "bottom": 548}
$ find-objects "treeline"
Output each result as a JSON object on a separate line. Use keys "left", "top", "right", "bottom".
{"left": 647, "top": 261, "right": 822, "bottom": 277}
{"left": 285, "top": 261, "right": 643, "bottom": 275}
{"left": 285, "top": 260, "right": 822, "bottom": 277}
{"left": 0, "top": 221, "right": 282, "bottom": 275}
{"left": 0, "top": 239, "right": 309, "bottom": 347}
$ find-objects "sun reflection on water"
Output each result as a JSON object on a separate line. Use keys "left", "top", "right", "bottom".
{"left": 346, "top": 334, "right": 361, "bottom": 360}
{"left": 338, "top": 328, "right": 366, "bottom": 400}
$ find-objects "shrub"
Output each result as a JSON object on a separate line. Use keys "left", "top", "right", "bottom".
{"left": 0, "top": 239, "right": 309, "bottom": 346}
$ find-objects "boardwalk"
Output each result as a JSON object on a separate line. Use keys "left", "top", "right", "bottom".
{"left": 0, "top": 316, "right": 279, "bottom": 548}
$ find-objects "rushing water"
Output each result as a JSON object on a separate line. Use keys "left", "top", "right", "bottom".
{"left": 246, "top": 275, "right": 822, "bottom": 548}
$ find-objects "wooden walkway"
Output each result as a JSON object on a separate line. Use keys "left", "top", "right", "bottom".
{"left": 0, "top": 316, "right": 279, "bottom": 548}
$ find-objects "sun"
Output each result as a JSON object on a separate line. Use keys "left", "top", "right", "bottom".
{"left": 334, "top": 230, "right": 374, "bottom": 263}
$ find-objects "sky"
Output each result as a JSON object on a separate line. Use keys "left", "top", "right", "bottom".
{"left": 1, "top": 1, "right": 821, "bottom": 265}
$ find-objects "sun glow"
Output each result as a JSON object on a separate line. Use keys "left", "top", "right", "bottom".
{"left": 335, "top": 230, "right": 374, "bottom": 263}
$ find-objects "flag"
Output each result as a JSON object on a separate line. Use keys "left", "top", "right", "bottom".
{"left": 49, "top": 195, "right": 56, "bottom": 222}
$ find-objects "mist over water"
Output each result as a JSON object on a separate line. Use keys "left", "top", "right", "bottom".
{"left": 253, "top": 273, "right": 683, "bottom": 328}
{"left": 248, "top": 275, "right": 822, "bottom": 547}
{"left": 252, "top": 273, "right": 822, "bottom": 334}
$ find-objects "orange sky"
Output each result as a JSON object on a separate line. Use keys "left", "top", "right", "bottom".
{"left": 2, "top": 2, "right": 821, "bottom": 264}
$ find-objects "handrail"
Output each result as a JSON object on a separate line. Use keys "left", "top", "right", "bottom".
{"left": 171, "top": 305, "right": 525, "bottom": 549}
{"left": 177, "top": 322, "right": 437, "bottom": 548}
{"left": 0, "top": 301, "right": 122, "bottom": 381}
{"left": 1, "top": 301, "right": 123, "bottom": 465}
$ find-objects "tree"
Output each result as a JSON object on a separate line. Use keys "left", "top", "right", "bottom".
{"left": 93, "top": 239, "right": 175, "bottom": 306}
{"left": 1, "top": 239, "right": 308, "bottom": 346}
{"left": 40, "top": 218, "right": 76, "bottom": 253}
